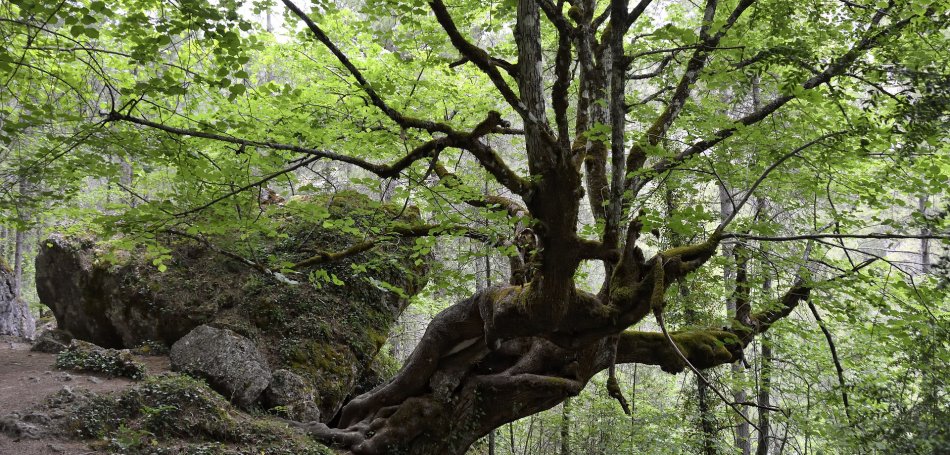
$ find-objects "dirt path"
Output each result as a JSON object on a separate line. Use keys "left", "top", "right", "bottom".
{"left": 0, "top": 338, "right": 171, "bottom": 455}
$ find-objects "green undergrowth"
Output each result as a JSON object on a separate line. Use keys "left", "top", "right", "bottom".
{"left": 51, "top": 373, "right": 333, "bottom": 455}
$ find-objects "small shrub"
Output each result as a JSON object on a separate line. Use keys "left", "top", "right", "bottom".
{"left": 109, "top": 424, "right": 154, "bottom": 451}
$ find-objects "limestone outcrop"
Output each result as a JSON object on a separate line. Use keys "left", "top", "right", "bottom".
{"left": 0, "top": 260, "right": 35, "bottom": 339}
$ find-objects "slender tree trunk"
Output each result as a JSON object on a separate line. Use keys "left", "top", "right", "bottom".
{"left": 379, "top": 179, "right": 396, "bottom": 202}
{"left": 919, "top": 196, "right": 931, "bottom": 274}
{"left": 629, "top": 365, "right": 637, "bottom": 446}
{"left": 756, "top": 197, "right": 772, "bottom": 455}
{"left": 560, "top": 398, "right": 572, "bottom": 455}
{"left": 756, "top": 335, "right": 772, "bottom": 455}
{"left": 698, "top": 381, "right": 718, "bottom": 455}
{"left": 720, "top": 184, "right": 751, "bottom": 455}
{"left": 523, "top": 415, "right": 534, "bottom": 455}
{"left": 12, "top": 176, "right": 28, "bottom": 298}
{"left": 668, "top": 183, "right": 719, "bottom": 455}
{"left": 0, "top": 227, "right": 7, "bottom": 263}
{"left": 13, "top": 225, "right": 24, "bottom": 298}
{"left": 121, "top": 158, "right": 135, "bottom": 207}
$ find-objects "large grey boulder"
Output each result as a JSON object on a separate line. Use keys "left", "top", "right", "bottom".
{"left": 170, "top": 325, "right": 272, "bottom": 408}
{"left": 0, "top": 411, "right": 47, "bottom": 439}
{"left": 0, "top": 260, "right": 35, "bottom": 339}
{"left": 264, "top": 369, "right": 321, "bottom": 422}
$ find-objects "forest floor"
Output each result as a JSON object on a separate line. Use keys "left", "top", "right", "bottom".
{"left": 0, "top": 337, "right": 171, "bottom": 455}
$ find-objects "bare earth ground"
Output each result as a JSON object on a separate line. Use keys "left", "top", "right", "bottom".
{"left": 0, "top": 337, "right": 171, "bottom": 455}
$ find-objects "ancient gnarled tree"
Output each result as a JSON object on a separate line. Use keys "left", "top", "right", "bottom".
{"left": 237, "top": 1, "right": 940, "bottom": 453}
{"left": 4, "top": 0, "right": 947, "bottom": 453}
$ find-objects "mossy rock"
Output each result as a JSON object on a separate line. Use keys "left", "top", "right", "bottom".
{"left": 55, "top": 339, "right": 146, "bottom": 380}
{"left": 37, "top": 191, "right": 429, "bottom": 419}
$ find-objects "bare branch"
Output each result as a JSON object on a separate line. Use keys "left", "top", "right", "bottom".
{"left": 107, "top": 109, "right": 528, "bottom": 198}
{"left": 627, "top": 55, "right": 672, "bottom": 80}
{"left": 170, "top": 155, "right": 322, "bottom": 218}
{"left": 164, "top": 229, "right": 299, "bottom": 285}
{"left": 807, "top": 300, "right": 853, "bottom": 423}
{"left": 624, "top": 0, "right": 757, "bottom": 193}
{"left": 448, "top": 56, "right": 518, "bottom": 78}
{"left": 105, "top": 111, "right": 390, "bottom": 176}
{"left": 724, "top": 233, "right": 950, "bottom": 242}
{"left": 429, "top": 0, "right": 530, "bottom": 123}
{"left": 624, "top": 0, "right": 657, "bottom": 33}
{"left": 293, "top": 223, "right": 493, "bottom": 270}
{"left": 282, "top": 0, "right": 453, "bottom": 134}
{"left": 537, "top": 0, "right": 574, "bottom": 33}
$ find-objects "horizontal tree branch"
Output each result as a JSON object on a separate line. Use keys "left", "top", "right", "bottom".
{"left": 432, "top": 162, "right": 529, "bottom": 222}
{"left": 105, "top": 111, "right": 394, "bottom": 175}
{"left": 723, "top": 233, "right": 950, "bottom": 242}
{"left": 448, "top": 56, "right": 518, "bottom": 78}
{"left": 616, "top": 329, "right": 741, "bottom": 372}
{"left": 107, "top": 108, "right": 528, "bottom": 199}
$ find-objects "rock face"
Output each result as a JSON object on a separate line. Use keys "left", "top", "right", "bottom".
{"left": 171, "top": 325, "right": 272, "bottom": 408}
{"left": 35, "top": 191, "right": 428, "bottom": 419}
{"left": 264, "top": 369, "right": 321, "bottom": 422}
{"left": 0, "top": 260, "right": 35, "bottom": 339}
{"left": 35, "top": 234, "right": 215, "bottom": 348}
{"left": 12, "top": 374, "right": 335, "bottom": 453}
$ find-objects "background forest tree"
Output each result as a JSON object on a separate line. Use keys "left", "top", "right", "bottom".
{"left": 1, "top": 0, "right": 948, "bottom": 454}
